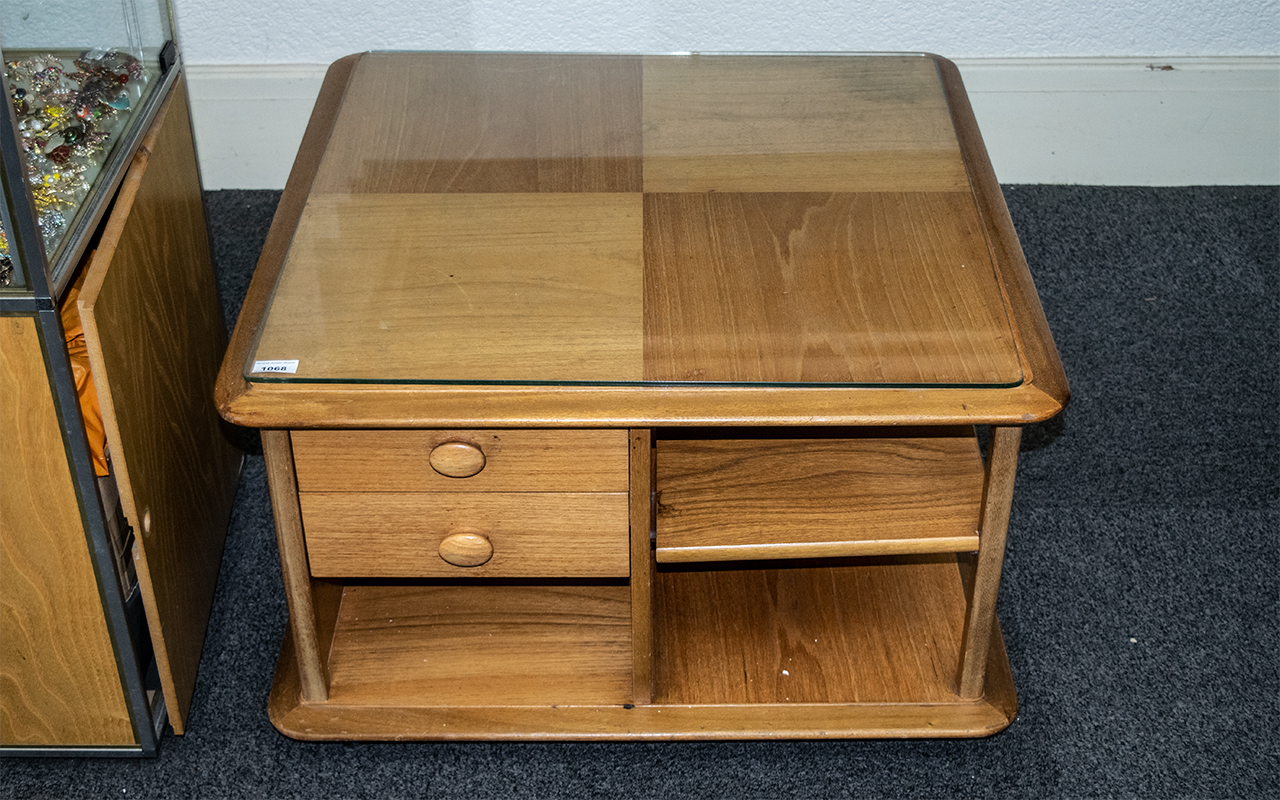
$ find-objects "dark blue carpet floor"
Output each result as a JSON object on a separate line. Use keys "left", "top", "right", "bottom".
{"left": 4, "top": 185, "right": 1276, "bottom": 799}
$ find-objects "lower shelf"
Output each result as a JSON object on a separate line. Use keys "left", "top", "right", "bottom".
{"left": 267, "top": 556, "right": 1017, "bottom": 740}
{"left": 325, "top": 582, "right": 633, "bottom": 706}
{"left": 654, "top": 555, "right": 972, "bottom": 705}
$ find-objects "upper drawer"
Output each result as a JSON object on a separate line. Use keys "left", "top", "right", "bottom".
{"left": 291, "top": 429, "right": 629, "bottom": 493}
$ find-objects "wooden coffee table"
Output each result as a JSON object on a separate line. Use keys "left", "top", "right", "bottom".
{"left": 217, "top": 52, "right": 1068, "bottom": 740}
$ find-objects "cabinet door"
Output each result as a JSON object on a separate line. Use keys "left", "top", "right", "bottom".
{"left": 0, "top": 316, "right": 137, "bottom": 747}
{"left": 78, "top": 76, "right": 242, "bottom": 734}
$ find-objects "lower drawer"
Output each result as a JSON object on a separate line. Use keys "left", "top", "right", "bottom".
{"left": 301, "top": 492, "right": 630, "bottom": 578}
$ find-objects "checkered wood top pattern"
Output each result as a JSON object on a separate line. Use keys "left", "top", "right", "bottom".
{"left": 248, "top": 53, "right": 1023, "bottom": 387}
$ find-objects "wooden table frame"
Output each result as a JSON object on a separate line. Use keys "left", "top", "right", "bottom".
{"left": 217, "top": 53, "right": 1067, "bottom": 740}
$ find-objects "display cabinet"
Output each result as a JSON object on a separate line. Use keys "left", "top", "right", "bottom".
{"left": 1, "top": 0, "right": 240, "bottom": 757}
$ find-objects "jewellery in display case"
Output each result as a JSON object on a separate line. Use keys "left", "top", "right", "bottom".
{"left": 6, "top": 49, "right": 146, "bottom": 257}
{"left": 1, "top": 221, "right": 11, "bottom": 286}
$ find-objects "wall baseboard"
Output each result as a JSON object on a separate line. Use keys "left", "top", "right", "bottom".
{"left": 186, "top": 56, "right": 1279, "bottom": 189}
{"left": 955, "top": 57, "right": 1279, "bottom": 186}
{"left": 186, "top": 64, "right": 329, "bottom": 191}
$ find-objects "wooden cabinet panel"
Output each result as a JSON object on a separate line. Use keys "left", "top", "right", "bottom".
{"left": 77, "top": 78, "right": 242, "bottom": 735}
{"left": 0, "top": 317, "right": 135, "bottom": 746}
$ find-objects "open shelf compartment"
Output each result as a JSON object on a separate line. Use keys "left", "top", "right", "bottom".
{"left": 655, "top": 426, "right": 985, "bottom": 563}
{"left": 266, "top": 554, "right": 1018, "bottom": 740}
{"left": 265, "top": 425, "right": 1019, "bottom": 739}
{"left": 654, "top": 554, "right": 972, "bottom": 705}
{"left": 320, "top": 581, "right": 633, "bottom": 707}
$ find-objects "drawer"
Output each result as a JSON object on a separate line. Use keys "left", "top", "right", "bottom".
{"left": 301, "top": 492, "right": 630, "bottom": 578}
{"left": 291, "top": 429, "right": 628, "bottom": 493}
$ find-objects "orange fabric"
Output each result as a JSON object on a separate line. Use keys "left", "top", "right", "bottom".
{"left": 60, "top": 267, "right": 109, "bottom": 477}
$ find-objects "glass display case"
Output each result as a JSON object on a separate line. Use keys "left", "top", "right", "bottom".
{"left": 1, "top": 0, "right": 240, "bottom": 758}
{"left": 2, "top": 0, "right": 176, "bottom": 295}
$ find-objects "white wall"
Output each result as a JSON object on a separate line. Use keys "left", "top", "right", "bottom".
{"left": 169, "top": 1, "right": 1280, "bottom": 187}
{"left": 171, "top": 0, "right": 1278, "bottom": 62}
{"left": 1, "top": 0, "right": 168, "bottom": 51}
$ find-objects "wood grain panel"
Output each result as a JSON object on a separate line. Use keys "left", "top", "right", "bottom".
{"left": 77, "top": 78, "right": 242, "bottom": 734}
{"left": 643, "top": 192, "right": 1023, "bottom": 386}
{"left": 301, "top": 492, "right": 630, "bottom": 578}
{"left": 218, "top": 54, "right": 1067, "bottom": 430}
{"left": 644, "top": 151, "right": 970, "bottom": 194}
{"left": 629, "top": 429, "right": 654, "bottom": 704}
{"left": 642, "top": 54, "right": 966, "bottom": 192}
{"left": 654, "top": 556, "right": 967, "bottom": 704}
{"left": 268, "top": 613, "right": 1017, "bottom": 740}
{"left": 311, "top": 53, "right": 643, "bottom": 194}
{"left": 250, "top": 193, "right": 644, "bottom": 383}
{"left": 291, "top": 429, "right": 629, "bottom": 493}
{"left": 655, "top": 428, "right": 983, "bottom": 562}
{"left": 936, "top": 56, "right": 1070, "bottom": 409}
{"left": 273, "top": 696, "right": 1014, "bottom": 740}
{"left": 325, "top": 584, "right": 632, "bottom": 706}
{"left": 262, "top": 430, "right": 331, "bottom": 702}
{"left": 957, "top": 425, "right": 1022, "bottom": 697}
{"left": 221, "top": 381, "right": 1066, "bottom": 430}
{"left": 0, "top": 316, "right": 135, "bottom": 746}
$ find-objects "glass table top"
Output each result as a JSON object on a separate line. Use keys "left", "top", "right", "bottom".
{"left": 246, "top": 52, "right": 1024, "bottom": 389}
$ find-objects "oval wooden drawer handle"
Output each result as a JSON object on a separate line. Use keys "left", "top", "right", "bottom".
{"left": 429, "top": 441, "right": 486, "bottom": 478}
{"left": 438, "top": 531, "right": 494, "bottom": 567}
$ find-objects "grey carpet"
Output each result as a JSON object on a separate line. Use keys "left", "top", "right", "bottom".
{"left": 4, "top": 185, "right": 1276, "bottom": 799}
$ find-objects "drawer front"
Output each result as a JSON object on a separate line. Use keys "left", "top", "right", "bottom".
{"left": 301, "top": 492, "right": 630, "bottom": 578}
{"left": 291, "top": 429, "right": 628, "bottom": 493}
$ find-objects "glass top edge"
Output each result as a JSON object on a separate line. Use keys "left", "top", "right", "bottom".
{"left": 356, "top": 50, "right": 943, "bottom": 59}
{"left": 243, "top": 376, "right": 1026, "bottom": 391}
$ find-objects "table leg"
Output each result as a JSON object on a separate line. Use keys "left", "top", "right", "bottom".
{"left": 630, "top": 429, "right": 654, "bottom": 705}
{"left": 262, "top": 429, "right": 337, "bottom": 702}
{"left": 956, "top": 425, "right": 1021, "bottom": 698}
